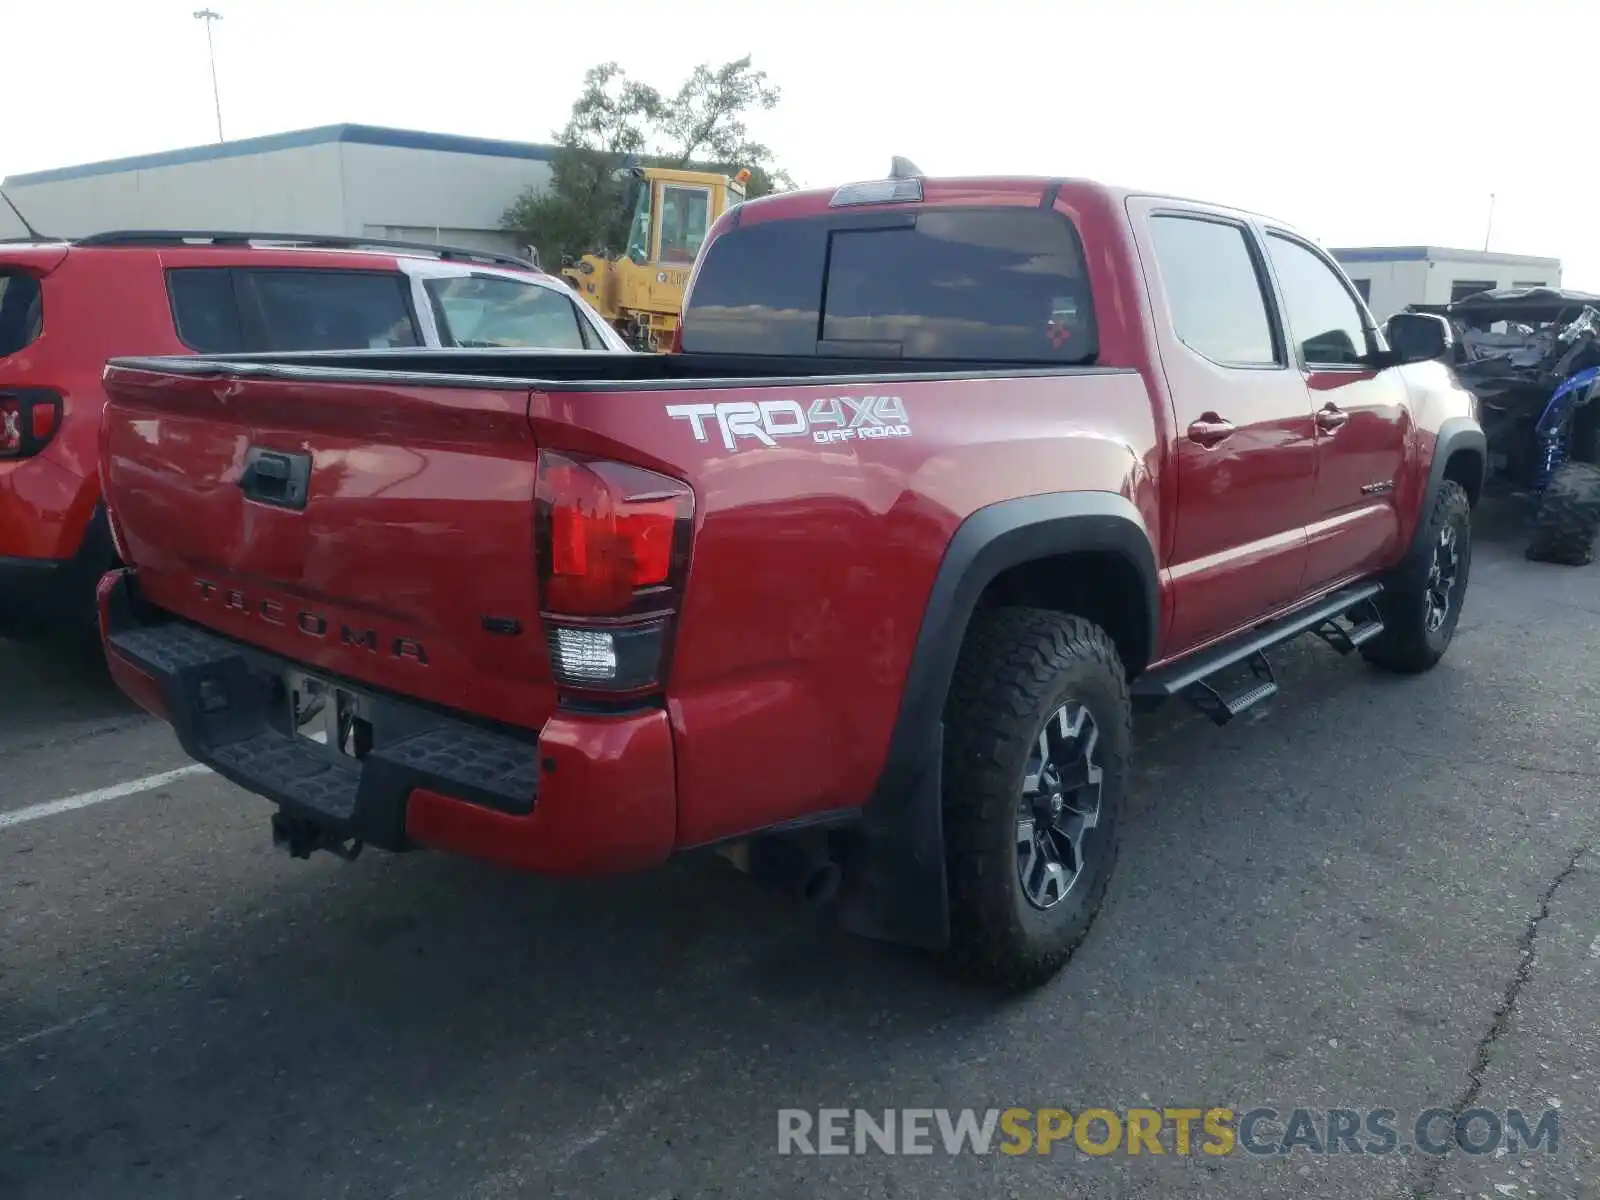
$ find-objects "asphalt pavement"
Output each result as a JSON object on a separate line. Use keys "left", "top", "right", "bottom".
{"left": 3, "top": 500, "right": 1598, "bottom": 1200}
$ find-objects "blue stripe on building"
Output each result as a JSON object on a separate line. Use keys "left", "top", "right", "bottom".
{"left": 4, "top": 125, "right": 557, "bottom": 186}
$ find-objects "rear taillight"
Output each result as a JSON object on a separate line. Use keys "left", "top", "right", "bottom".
{"left": 534, "top": 450, "right": 694, "bottom": 693}
{"left": 0, "top": 389, "right": 62, "bottom": 458}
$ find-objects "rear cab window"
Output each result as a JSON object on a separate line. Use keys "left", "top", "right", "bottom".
{"left": 680, "top": 207, "right": 1098, "bottom": 363}
{"left": 0, "top": 271, "right": 44, "bottom": 358}
{"left": 167, "top": 267, "right": 420, "bottom": 353}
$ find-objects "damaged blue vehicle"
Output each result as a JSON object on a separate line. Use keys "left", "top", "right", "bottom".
{"left": 1411, "top": 287, "right": 1600, "bottom": 565}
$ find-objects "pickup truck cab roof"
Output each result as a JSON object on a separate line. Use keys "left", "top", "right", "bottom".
{"left": 677, "top": 173, "right": 1326, "bottom": 370}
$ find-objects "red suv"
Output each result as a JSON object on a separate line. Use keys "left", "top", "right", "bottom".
{"left": 0, "top": 231, "right": 629, "bottom": 636}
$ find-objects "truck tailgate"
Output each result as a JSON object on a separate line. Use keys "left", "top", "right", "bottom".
{"left": 100, "top": 365, "right": 552, "bottom": 728}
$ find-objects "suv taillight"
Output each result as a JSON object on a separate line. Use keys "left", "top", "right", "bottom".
{"left": 534, "top": 450, "right": 694, "bottom": 693}
{"left": 0, "top": 389, "right": 62, "bottom": 459}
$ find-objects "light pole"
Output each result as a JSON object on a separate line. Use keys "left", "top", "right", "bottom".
{"left": 194, "top": 9, "right": 225, "bottom": 142}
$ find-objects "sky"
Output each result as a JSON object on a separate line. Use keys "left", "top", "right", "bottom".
{"left": 4, "top": 0, "right": 1599, "bottom": 286}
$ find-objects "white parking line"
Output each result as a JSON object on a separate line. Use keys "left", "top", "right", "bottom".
{"left": 0, "top": 764, "right": 213, "bottom": 830}
{"left": 0, "top": 1004, "right": 110, "bottom": 1055}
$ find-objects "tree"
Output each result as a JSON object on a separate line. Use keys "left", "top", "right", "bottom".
{"left": 657, "top": 56, "right": 786, "bottom": 182}
{"left": 503, "top": 57, "right": 792, "bottom": 269}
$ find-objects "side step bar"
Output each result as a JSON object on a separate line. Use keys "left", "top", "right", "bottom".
{"left": 1311, "top": 596, "right": 1385, "bottom": 655}
{"left": 1181, "top": 650, "right": 1278, "bottom": 726}
{"left": 1132, "top": 582, "right": 1384, "bottom": 725}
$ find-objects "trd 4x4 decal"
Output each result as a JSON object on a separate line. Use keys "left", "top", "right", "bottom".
{"left": 665, "top": 396, "right": 911, "bottom": 452}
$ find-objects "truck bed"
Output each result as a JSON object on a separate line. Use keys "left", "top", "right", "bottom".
{"left": 99, "top": 348, "right": 1157, "bottom": 852}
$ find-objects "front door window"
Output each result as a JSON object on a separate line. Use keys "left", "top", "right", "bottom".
{"left": 657, "top": 186, "right": 711, "bottom": 265}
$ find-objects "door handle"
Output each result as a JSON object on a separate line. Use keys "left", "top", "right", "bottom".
{"left": 1315, "top": 403, "right": 1350, "bottom": 433}
{"left": 240, "top": 446, "right": 311, "bottom": 511}
{"left": 1186, "top": 414, "right": 1236, "bottom": 447}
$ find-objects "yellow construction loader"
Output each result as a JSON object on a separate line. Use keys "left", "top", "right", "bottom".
{"left": 563, "top": 165, "right": 749, "bottom": 352}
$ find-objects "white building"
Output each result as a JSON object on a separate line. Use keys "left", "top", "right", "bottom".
{"left": 1, "top": 124, "right": 557, "bottom": 259}
{"left": 1330, "top": 246, "right": 1562, "bottom": 321}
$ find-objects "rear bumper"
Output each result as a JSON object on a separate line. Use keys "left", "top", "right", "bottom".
{"left": 0, "top": 504, "right": 116, "bottom": 633}
{"left": 0, "top": 456, "right": 89, "bottom": 560}
{"left": 0, "top": 555, "right": 66, "bottom": 622}
{"left": 98, "top": 570, "right": 677, "bottom": 875}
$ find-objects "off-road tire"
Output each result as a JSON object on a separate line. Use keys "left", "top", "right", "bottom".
{"left": 1526, "top": 461, "right": 1600, "bottom": 566}
{"left": 1361, "top": 480, "right": 1473, "bottom": 674}
{"left": 942, "top": 607, "right": 1129, "bottom": 991}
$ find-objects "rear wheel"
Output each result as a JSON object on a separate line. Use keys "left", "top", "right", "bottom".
{"left": 1526, "top": 461, "right": 1600, "bottom": 566}
{"left": 1362, "top": 480, "right": 1472, "bottom": 674}
{"left": 942, "top": 608, "right": 1129, "bottom": 991}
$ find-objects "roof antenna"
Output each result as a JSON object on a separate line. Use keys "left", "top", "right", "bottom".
{"left": 0, "top": 188, "right": 44, "bottom": 240}
{"left": 889, "top": 156, "right": 923, "bottom": 180}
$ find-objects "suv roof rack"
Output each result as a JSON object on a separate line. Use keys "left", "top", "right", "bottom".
{"left": 71, "top": 230, "right": 542, "bottom": 273}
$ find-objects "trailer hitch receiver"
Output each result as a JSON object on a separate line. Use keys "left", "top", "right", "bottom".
{"left": 270, "top": 812, "right": 364, "bottom": 862}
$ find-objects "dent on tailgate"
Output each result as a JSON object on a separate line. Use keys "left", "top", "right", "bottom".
{"left": 100, "top": 364, "right": 559, "bottom": 730}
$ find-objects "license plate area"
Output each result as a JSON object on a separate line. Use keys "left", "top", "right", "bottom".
{"left": 284, "top": 670, "right": 374, "bottom": 760}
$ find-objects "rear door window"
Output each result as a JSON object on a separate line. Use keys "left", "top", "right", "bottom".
{"left": 241, "top": 270, "right": 420, "bottom": 351}
{"left": 169, "top": 267, "right": 421, "bottom": 353}
{"left": 167, "top": 268, "right": 246, "bottom": 353}
{"left": 681, "top": 207, "right": 1097, "bottom": 363}
{"left": 1148, "top": 216, "right": 1281, "bottom": 367}
{"left": 0, "top": 272, "right": 44, "bottom": 358}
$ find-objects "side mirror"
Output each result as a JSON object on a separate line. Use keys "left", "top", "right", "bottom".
{"left": 1384, "top": 312, "right": 1454, "bottom": 365}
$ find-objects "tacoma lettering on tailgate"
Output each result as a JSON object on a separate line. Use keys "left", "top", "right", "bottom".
{"left": 194, "top": 579, "right": 429, "bottom": 664}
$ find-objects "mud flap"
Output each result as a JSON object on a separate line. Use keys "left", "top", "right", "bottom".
{"left": 831, "top": 723, "right": 951, "bottom": 950}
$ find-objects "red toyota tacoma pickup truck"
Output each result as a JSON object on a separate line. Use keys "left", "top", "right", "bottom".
{"left": 96, "top": 168, "right": 1485, "bottom": 989}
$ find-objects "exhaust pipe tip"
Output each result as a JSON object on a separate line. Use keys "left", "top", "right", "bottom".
{"left": 737, "top": 832, "right": 842, "bottom": 907}
{"left": 803, "top": 861, "right": 843, "bottom": 907}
